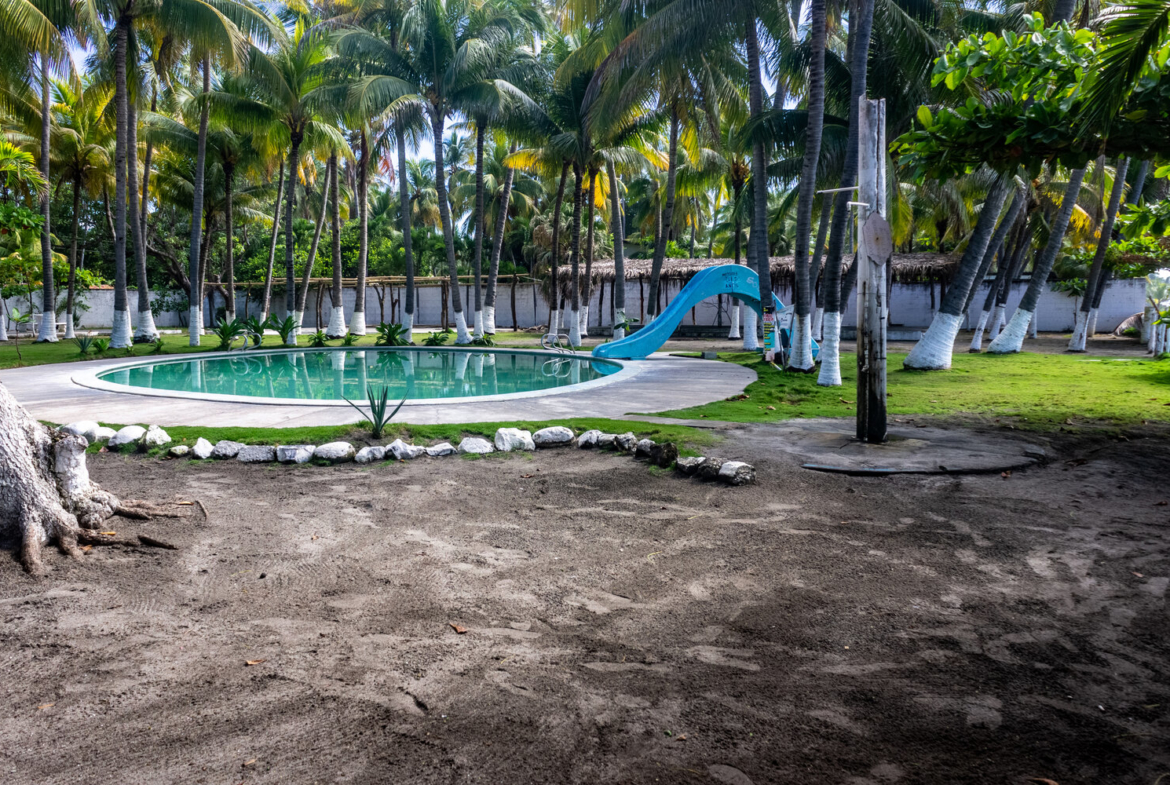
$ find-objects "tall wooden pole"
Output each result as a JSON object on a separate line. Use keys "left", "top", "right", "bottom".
{"left": 855, "top": 99, "right": 890, "bottom": 444}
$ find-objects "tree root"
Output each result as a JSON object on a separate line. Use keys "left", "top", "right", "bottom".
{"left": 115, "top": 500, "right": 184, "bottom": 520}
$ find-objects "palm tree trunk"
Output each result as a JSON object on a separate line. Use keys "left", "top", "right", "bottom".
{"left": 905, "top": 177, "right": 1013, "bottom": 368}
{"left": 484, "top": 142, "right": 516, "bottom": 335}
{"left": 989, "top": 169, "right": 1087, "bottom": 354}
{"left": 787, "top": 0, "right": 827, "bottom": 370}
{"left": 971, "top": 203, "right": 1025, "bottom": 351}
{"left": 111, "top": 21, "right": 132, "bottom": 348}
{"left": 471, "top": 124, "right": 486, "bottom": 337}
{"left": 139, "top": 87, "right": 156, "bottom": 239}
{"left": 188, "top": 55, "right": 211, "bottom": 346}
{"left": 1071, "top": 157, "right": 1130, "bottom": 351}
{"left": 65, "top": 177, "right": 81, "bottom": 339}
{"left": 284, "top": 132, "right": 303, "bottom": 344}
{"left": 607, "top": 161, "right": 627, "bottom": 339}
{"left": 729, "top": 180, "right": 744, "bottom": 340}
{"left": 582, "top": 167, "right": 598, "bottom": 335}
{"left": 430, "top": 110, "right": 468, "bottom": 343}
{"left": 296, "top": 165, "right": 330, "bottom": 323}
{"left": 36, "top": 53, "right": 56, "bottom": 343}
{"left": 811, "top": 198, "right": 832, "bottom": 339}
{"left": 547, "top": 162, "right": 569, "bottom": 336}
{"left": 349, "top": 127, "right": 369, "bottom": 335}
{"left": 647, "top": 106, "right": 679, "bottom": 322}
{"left": 817, "top": 0, "right": 876, "bottom": 385}
{"left": 260, "top": 156, "right": 285, "bottom": 321}
{"left": 327, "top": 152, "right": 345, "bottom": 337}
{"left": 397, "top": 130, "right": 415, "bottom": 338}
{"left": 567, "top": 163, "right": 585, "bottom": 346}
{"left": 746, "top": 21, "right": 772, "bottom": 354}
{"left": 224, "top": 167, "right": 236, "bottom": 319}
{"left": 127, "top": 98, "right": 156, "bottom": 340}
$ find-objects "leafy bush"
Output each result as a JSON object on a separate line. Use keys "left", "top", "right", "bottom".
{"left": 242, "top": 315, "right": 268, "bottom": 348}
{"left": 308, "top": 330, "right": 329, "bottom": 348}
{"left": 74, "top": 335, "right": 94, "bottom": 355}
{"left": 423, "top": 331, "right": 448, "bottom": 346}
{"left": 151, "top": 336, "right": 166, "bottom": 354}
{"left": 343, "top": 384, "right": 406, "bottom": 439}
{"left": 92, "top": 337, "right": 109, "bottom": 354}
{"left": 469, "top": 334, "right": 495, "bottom": 347}
{"left": 341, "top": 332, "right": 359, "bottom": 346}
{"left": 212, "top": 317, "right": 247, "bottom": 350}
{"left": 375, "top": 322, "right": 410, "bottom": 346}
{"left": 272, "top": 315, "right": 298, "bottom": 345}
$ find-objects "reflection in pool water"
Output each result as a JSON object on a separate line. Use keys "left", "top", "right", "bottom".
{"left": 96, "top": 348, "right": 622, "bottom": 401}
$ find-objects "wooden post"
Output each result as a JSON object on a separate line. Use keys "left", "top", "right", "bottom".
{"left": 855, "top": 98, "right": 889, "bottom": 445}
{"left": 510, "top": 275, "right": 518, "bottom": 330}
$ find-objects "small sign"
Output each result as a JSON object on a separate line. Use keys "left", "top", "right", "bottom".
{"left": 862, "top": 213, "right": 893, "bottom": 266}
{"left": 762, "top": 306, "right": 776, "bottom": 361}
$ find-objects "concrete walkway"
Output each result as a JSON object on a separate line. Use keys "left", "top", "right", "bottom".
{"left": 0, "top": 351, "right": 756, "bottom": 427}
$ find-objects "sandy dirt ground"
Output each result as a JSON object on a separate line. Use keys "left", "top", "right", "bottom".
{"left": 1, "top": 424, "right": 1168, "bottom": 784}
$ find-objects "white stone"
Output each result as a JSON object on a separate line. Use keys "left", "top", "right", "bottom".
{"left": 457, "top": 436, "right": 494, "bottom": 455}
{"left": 494, "top": 428, "right": 536, "bottom": 452}
{"left": 533, "top": 426, "right": 574, "bottom": 447}
{"left": 108, "top": 425, "right": 147, "bottom": 448}
{"left": 614, "top": 432, "right": 638, "bottom": 452}
{"left": 355, "top": 445, "right": 386, "bottom": 464}
{"left": 597, "top": 433, "right": 617, "bottom": 449}
{"left": 168, "top": 445, "right": 190, "bottom": 458}
{"left": 191, "top": 437, "right": 214, "bottom": 459}
{"left": 276, "top": 444, "right": 314, "bottom": 464}
{"left": 92, "top": 426, "right": 117, "bottom": 444}
{"left": 143, "top": 424, "right": 172, "bottom": 448}
{"left": 387, "top": 439, "right": 427, "bottom": 460}
{"left": 634, "top": 438, "right": 656, "bottom": 458}
{"left": 237, "top": 445, "right": 277, "bottom": 463}
{"left": 314, "top": 442, "right": 356, "bottom": 463}
{"left": 675, "top": 456, "right": 705, "bottom": 476}
{"left": 61, "top": 421, "right": 101, "bottom": 443}
{"left": 425, "top": 442, "right": 458, "bottom": 457}
{"left": 210, "top": 439, "right": 246, "bottom": 459}
{"left": 718, "top": 461, "right": 756, "bottom": 486}
{"left": 576, "top": 429, "right": 602, "bottom": 448}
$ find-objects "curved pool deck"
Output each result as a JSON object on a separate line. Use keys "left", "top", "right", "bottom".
{"left": 0, "top": 349, "right": 756, "bottom": 427}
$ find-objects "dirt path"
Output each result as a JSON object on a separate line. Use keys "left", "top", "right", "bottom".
{"left": 2, "top": 426, "right": 1168, "bottom": 784}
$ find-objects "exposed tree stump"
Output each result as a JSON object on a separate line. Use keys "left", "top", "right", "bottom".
{"left": 0, "top": 382, "right": 120, "bottom": 575}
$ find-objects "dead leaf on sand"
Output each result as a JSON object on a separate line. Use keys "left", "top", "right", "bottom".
{"left": 37, "top": 703, "right": 54, "bottom": 710}
{"left": 1001, "top": 471, "right": 1011, "bottom": 479}
{"left": 1027, "top": 779, "right": 1060, "bottom": 785}
{"left": 245, "top": 659, "right": 267, "bottom": 666}
{"left": 449, "top": 623, "right": 468, "bottom": 634}
{"left": 242, "top": 759, "right": 257, "bottom": 767}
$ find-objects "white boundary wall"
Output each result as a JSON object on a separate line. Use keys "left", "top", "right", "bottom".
{"left": 3, "top": 277, "right": 1147, "bottom": 334}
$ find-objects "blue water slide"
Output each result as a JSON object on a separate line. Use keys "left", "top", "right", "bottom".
{"left": 591, "top": 264, "right": 818, "bottom": 361}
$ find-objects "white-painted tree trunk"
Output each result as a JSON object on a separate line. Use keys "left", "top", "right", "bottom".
{"left": 579, "top": 306, "right": 589, "bottom": 336}
{"left": 1067, "top": 309, "right": 1088, "bottom": 352}
{"left": 454, "top": 350, "right": 469, "bottom": 383}
{"left": 348, "top": 310, "right": 367, "bottom": 336}
{"left": 788, "top": 314, "right": 814, "bottom": 370}
{"left": 568, "top": 309, "right": 582, "bottom": 346}
{"left": 186, "top": 307, "right": 200, "bottom": 347}
{"left": 111, "top": 309, "right": 134, "bottom": 348}
{"left": 816, "top": 311, "right": 842, "bottom": 386}
{"left": 472, "top": 309, "right": 483, "bottom": 339}
{"left": 548, "top": 310, "right": 560, "bottom": 339}
{"left": 63, "top": 313, "right": 75, "bottom": 340}
{"left": 613, "top": 308, "right": 626, "bottom": 341}
{"left": 1141, "top": 305, "right": 1154, "bottom": 343}
{"left": 905, "top": 312, "right": 962, "bottom": 369}
{"left": 988, "top": 304, "right": 1006, "bottom": 340}
{"left": 0, "top": 382, "right": 120, "bottom": 574}
{"left": 1086, "top": 308, "right": 1099, "bottom": 338}
{"left": 36, "top": 310, "right": 58, "bottom": 342}
{"left": 987, "top": 308, "right": 1032, "bottom": 354}
{"left": 453, "top": 311, "right": 471, "bottom": 344}
{"left": 1030, "top": 313, "right": 1038, "bottom": 339}
{"left": 811, "top": 306, "right": 824, "bottom": 341}
{"left": 728, "top": 304, "right": 741, "bottom": 339}
{"left": 483, "top": 305, "right": 495, "bottom": 335}
{"left": 471, "top": 352, "right": 484, "bottom": 378}
{"left": 326, "top": 306, "right": 346, "bottom": 338}
{"left": 0, "top": 308, "right": 8, "bottom": 341}
{"left": 969, "top": 309, "right": 991, "bottom": 352}
{"left": 135, "top": 309, "right": 158, "bottom": 342}
{"left": 402, "top": 311, "right": 414, "bottom": 342}
{"left": 292, "top": 310, "right": 304, "bottom": 329}
{"left": 742, "top": 308, "right": 759, "bottom": 350}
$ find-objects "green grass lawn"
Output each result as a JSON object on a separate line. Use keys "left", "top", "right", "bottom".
{"left": 652, "top": 351, "right": 1170, "bottom": 427}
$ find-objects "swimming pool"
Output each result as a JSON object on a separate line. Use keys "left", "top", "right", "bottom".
{"left": 86, "top": 348, "right": 627, "bottom": 405}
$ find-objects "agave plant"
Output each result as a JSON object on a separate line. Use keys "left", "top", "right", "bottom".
{"left": 375, "top": 322, "right": 410, "bottom": 346}
{"left": 272, "top": 315, "right": 298, "bottom": 346}
{"left": 74, "top": 335, "right": 95, "bottom": 356}
{"left": 343, "top": 384, "right": 406, "bottom": 439}
{"left": 92, "top": 337, "right": 110, "bottom": 354}
{"left": 151, "top": 337, "right": 167, "bottom": 354}
{"left": 242, "top": 315, "right": 269, "bottom": 348}
{"left": 212, "top": 318, "right": 247, "bottom": 350}
{"left": 307, "top": 330, "right": 329, "bottom": 348}
{"left": 341, "top": 332, "right": 359, "bottom": 346}
{"left": 468, "top": 334, "right": 495, "bottom": 347}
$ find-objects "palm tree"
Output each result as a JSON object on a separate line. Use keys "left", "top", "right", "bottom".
{"left": 50, "top": 77, "right": 112, "bottom": 339}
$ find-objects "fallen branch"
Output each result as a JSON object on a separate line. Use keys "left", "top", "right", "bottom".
{"left": 137, "top": 534, "right": 178, "bottom": 550}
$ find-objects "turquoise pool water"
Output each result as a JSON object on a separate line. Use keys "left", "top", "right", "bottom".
{"left": 94, "top": 348, "right": 621, "bottom": 402}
